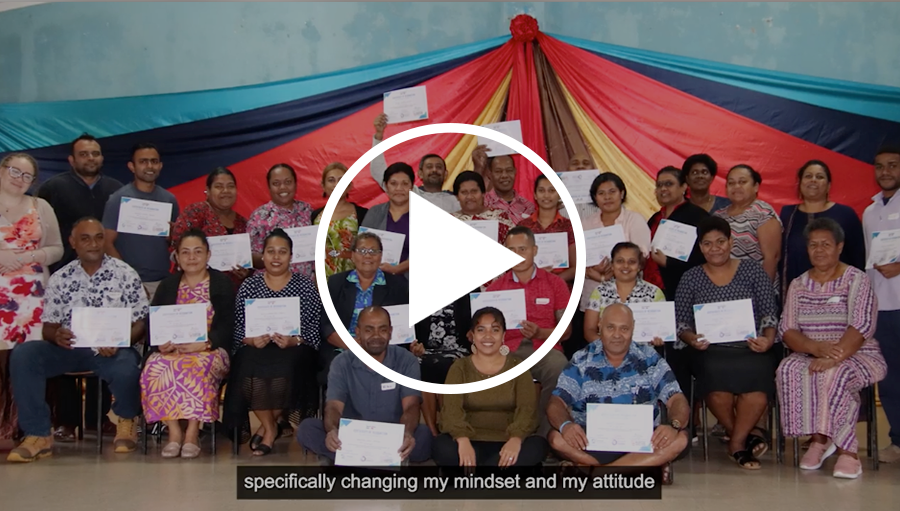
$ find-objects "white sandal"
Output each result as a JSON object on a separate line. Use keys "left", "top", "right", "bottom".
{"left": 161, "top": 442, "right": 182, "bottom": 458}
{"left": 181, "top": 443, "right": 201, "bottom": 459}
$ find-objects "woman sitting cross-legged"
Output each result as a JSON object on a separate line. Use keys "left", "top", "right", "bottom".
{"left": 140, "top": 229, "right": 234, "bottom": 459}
{"left": 776, "top": 218, "right": 887, "bottom": 479}
{"left": 431, "top": 307, "right": 549, "bottom": 467}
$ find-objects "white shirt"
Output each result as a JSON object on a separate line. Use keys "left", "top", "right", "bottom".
{"left": 863, "top": 191, "right": 900, "bottom": 311}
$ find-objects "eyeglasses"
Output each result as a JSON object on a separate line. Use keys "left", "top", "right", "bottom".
{"left": 354, "top": 248, "right": 383, "bottom": 256}
{"left": 655, "top": 181, "right": 679, "bottom": 189}
{"left": 6, "top": 167, "right": 35, "bottom": 184}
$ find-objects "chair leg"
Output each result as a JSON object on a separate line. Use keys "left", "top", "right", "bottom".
{"left": 793, "top": 435, "right": 800, "bottom": 468}
{"left": 701, "top": 398, "right": 709, "bottom": 461}
{"left": 141, "top": 417, "right": 148, "bottom": 455}
{"left": 96, "top": 378, "right": 103, "bottom": 455}
{"left": 75, "top": 377, "right": 85, "bottom": 441}
{"left": 869, "top": 386, "right": 879, "bottom": 470}
{"left": 233, "top": 427, "right": 240, "bottom": 456}
{"left": 211, "top": 421, "right": 217, "bottom": 455}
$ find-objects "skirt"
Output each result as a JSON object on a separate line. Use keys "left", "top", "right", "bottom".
{"left": 140, "top": 348, "right": 230, "bottom": 423}
{"left": 776, "top": 344, "right": 887, "bottom": 452}
{"left": 694, "top": 344, "right": 778, "bottom": 396}
{"left": 224, "top": 343, "right": 306, "bottom": 418}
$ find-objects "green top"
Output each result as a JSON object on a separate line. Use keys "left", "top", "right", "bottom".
{"left": 439, "top": 355, "right": 538, "bottom": 442}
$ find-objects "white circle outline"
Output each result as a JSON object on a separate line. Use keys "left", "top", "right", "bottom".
{"left": 315, "top": 123, "right": 586, "bottom": 394}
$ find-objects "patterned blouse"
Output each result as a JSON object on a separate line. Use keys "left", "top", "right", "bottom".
{"left": 247, "top": 200, "right": 313, "bottom": 277}
{"left": 778, "top": 266, "right": 877, "bottom": 347}
{"left": 586, "top": 279, "right": 666, "bottom": 314}
{"left": 314, "top": 210, "right": 360, "bottom": 278}
{"left": 713, "top": 200, "right": 780, "bottom": 263}
{"left": 232, "top": 272, "right": 323, "bottom": 353}
{"left": 347, "top": 269, "right": 387, "bottom": 334}
{"left": 423, "top": 304, "right": 468, "bottom": 359}
{"left": 177, "top": 278, "right": 214, "bottom": 330}
{"left": 170, "top": 201, "right": 248, "bottom": 251}
{"left": 674, "top": 259, "right": 778, "bottom": 350}
{"left": 484, "top": 190, "right": 536, "bottom": 225}
{"left": 452, "top": 209, "right": 516, "bottom": 244}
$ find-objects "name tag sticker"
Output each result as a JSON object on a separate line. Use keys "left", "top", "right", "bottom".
{"left": 381, "top": 382, "right": 397, "bottom": 391}
{"left": 889, "top": 213, "right": 900, "bottom": 221}
{"left": 535, "top": 298, "right": 550, "bottom": 305}
{"left": 827, "top": 296, "right": 843, "bottom": 304}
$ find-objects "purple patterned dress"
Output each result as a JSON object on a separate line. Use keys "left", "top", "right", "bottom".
{"left": 776, "top": 267, "right": 887, "bottom": 452}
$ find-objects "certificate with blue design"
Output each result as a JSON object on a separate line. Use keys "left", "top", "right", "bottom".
{"left": 628, "top": 302, "right": 677, "bottom": 343}
{"left": 651, "top": 219, "right": 697, "bottom": 262}
{"left": 692, "top": 299, "right": 757, "bottom": 344}
{"left": 866, "top": 228, "right": 900, "bottom": 269}
{"left": 556, "top": 170, "right": 598, "bottom": 205}
{"left": 335, "top": 419, "right": 404, "bottom": 467}
{"left": 384, "top": 305, "right": 414, "bottom": 344}
{"left": 586, "top": 403, "right": 654, "bottom": 453}
{"left": 383, "top": 86, "right": 428, "bottom": 124}
{"left": 479, "top": 120, "right": 523, "bottom": 157}
{"left": 584, "top": 225, "right": 626, "bottom": 266}
{"left": 244, "top": 297, "right": 301, "bottom": 338}
{"left": 149, "top": 303, "right": 208, "bottom": 346}
{"left": 283, "top": 225, "right": 319, "bottom": 263}
{"left": 208, "top": 233, "right": 252, "bottom": 271}
{"left": 535, "top": 232, "right": 570, "bottom": 269}
{"left": 357, "top": 226, "right": 405, "bottom": 266}
{"left": 465, "top": 220, "right": 500, "bottom": 243}
{"left": 469, "top": 289, "right": 527, "bottom": 329}
{"left": 116, "top": 197, "right": 173, "bottom": 237}
{"left": 70, "top": 307, "right": 131, "bottom": 348}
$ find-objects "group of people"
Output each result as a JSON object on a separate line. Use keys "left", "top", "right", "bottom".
{"left": 0, "top": 114, "right": 897, "bottom": 483}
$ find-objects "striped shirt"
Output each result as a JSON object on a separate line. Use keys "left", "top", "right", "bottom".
{"left": 713, "top": 200, "right": 780, "bottom": 263}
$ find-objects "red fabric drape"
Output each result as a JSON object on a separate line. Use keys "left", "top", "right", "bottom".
{"left": 506, "top": 41, "right": 548, "bottom": 203}
{"left": 170, "top": 41, "right": 518, "bottom": 216}
{"left": 537, "top": 33, "right": 877, "bottom": 214}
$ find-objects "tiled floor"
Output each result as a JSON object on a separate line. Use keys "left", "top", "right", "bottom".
{"left": 1, "top": 414, "right": 898, "bottom": 511}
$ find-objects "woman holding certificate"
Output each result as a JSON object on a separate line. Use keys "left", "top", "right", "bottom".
{"left": 776, "top": 218, "right": 886, "bottom": 479}
{"left": 311, "top": 163, "right": 368, "bottom": 278}
{"left": 0, "top": 153, "right": 63, "bottom": 450}
{"left": 247, "top": 164, "right": 314, "bottom": 277}
{"left": 170, "top": 168, "right": 251, "bottom": 286}
{"left": 451, "top": 171, "right": 516, "bottom": 243}
{"left": 141, "top": 229, "right": 234, "bottom": 458}
{"left": 517, "top": 174, "right": 577, "bottom": 284}
{"left": 433, "top": 307, "right": 548, "bottom": 467}
{"left": 713, "top": 165, "right": 782, "bottom": 283}
{"left": 225, "top": 229, "right": 323, "bottom": 456}
{"left": 582, "top": 242, "right": 665, "bottom": 343}
{"left": 675, "top": 216, "right": 779, "bottom": 470}
{"left": 361, "top": 162, "right": 413, "bottom": 278}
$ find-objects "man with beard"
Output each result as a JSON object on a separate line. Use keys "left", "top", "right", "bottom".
{"left": 297, "top": 306, "right": 431, "bottom": 464}
{"left": 36, "top": 133, "right": 124, "bottom": 443}
{"left": 370, "top": 114, "right": 485, "bottom": 213}
{"left": 863, "top": 144, "right": 900, "bottom": 463}
{"left": 483, "top": 155, "right": 535, "bottom": 225}
{"left": 102, "top": 143, "right": 180, "bottom": 298}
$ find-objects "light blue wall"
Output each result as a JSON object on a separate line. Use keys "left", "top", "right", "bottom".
{"left": 2, "top": 2, "right": 899, "bottom": 103}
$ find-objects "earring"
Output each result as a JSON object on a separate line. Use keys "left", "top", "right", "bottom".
{"left": 499, "top": 345, "right": 510, "bottom": 356}
{"left": 470, "top": 344, "right": 477, "bottom": 354}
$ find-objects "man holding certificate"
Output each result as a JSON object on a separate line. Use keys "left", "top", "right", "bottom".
{"left": 863, "top": 145, "right": 900, "bottom": 463}
{"left": 297, "top": 306, "right": 432, "bottom": 464}
{"left": 482, "top": 155, "right": 535, "bottom": 225}
{"left": 547, "top": 304, "right": 688, "bottom": 483}
{"left": 8, "top": 218, "right": 150, "bottom": 462}
{"left": 485, "top": 226, "right": 571, "bottom": 434}
{"left": 102, "top": 143, "right": 181, "bottom": 298}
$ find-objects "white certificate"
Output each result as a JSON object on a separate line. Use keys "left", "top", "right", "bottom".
{"left": 584, "top": 225, "right": 627, "bottom": 266}
{"left": 283, "top": 225, "right": 319, "bottom": 263}
{"left": 384, "top": 305, "right": 414, "bottom": 345}
{"left": 556, "top": 170, "right": 599, "bottom": 205}
{"left": 586, "top": 403, "right": 654, "bottom": 453}
{"left": 535, "top": 232, "right": 570, "bottom": 269}
{"left": 628, "top": 302, "right": 677, "bottom": 343}
{"left": 383, "top": 86, "right": 428, "bottom": 124}
{"left": 335, "top": 418, "right": 405, "bottom": 467}
{"left": 693, "top": 299, "right": 758, "bottom": 344}
{"left": 70, "top": 307, "right": 132, "bottom": 348}
{"left": 149, "top": 303, "right": 208, "bottom": 346}
{"left": 469, "top": 289, "right": 527, "bottom": 329}
{"left": 478, "top": 120, "right": 524, "bottom": 157}
{"left": 465, "top": 220, "right": 500, "bottom": 243}
{"left": 866, "top": 228, "right": 900, "bottom": 269}
{"left": 651, "top": 219, "right": 697, "bottom": 262}
{"left": 208, "top": 233, "right": 252, "bottom": 271}
{"left": 244, "top": 297, "right": 301, "bottom": 338}
{"left": 357, "top": 227, "right": 406, "bottom": 266}
{"left": 116, "top": 197, "right": 173, "bottom": 237}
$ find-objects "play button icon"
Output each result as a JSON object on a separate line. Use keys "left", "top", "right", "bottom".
{"left": 407, "top": 193, "right": 524, "bottom": 327}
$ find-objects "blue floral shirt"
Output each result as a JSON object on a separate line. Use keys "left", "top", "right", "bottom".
{"left": 347, "top": 269, "right": 387, "bottom": 336}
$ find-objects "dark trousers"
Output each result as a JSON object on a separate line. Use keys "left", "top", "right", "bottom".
{"left": 297, "top": 418, "right": 433, "bottom": 463}
{"left": 877, "top": 310, "right": 900, "bottom": 446}
{"left": 431, "top": 433, "right": 548, "bottom": 467}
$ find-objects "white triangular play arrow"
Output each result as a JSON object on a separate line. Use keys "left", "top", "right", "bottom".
{"left": 408, "top": 193, "right": 524, "bottom": 328}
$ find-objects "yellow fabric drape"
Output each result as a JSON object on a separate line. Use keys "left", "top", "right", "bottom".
{"left": 557, "top": 77, "right": 658, "bottom": 219}
{"left": 443, "top": 71, "right": 513, "bottom": 190}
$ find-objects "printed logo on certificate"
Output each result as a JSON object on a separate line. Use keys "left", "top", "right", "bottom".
{"left": 383, "top": 86, "right": 428, "bottom": 123}
{"left": 534, "top": 232, "right": 569, "bottom": 269}
{"left": 469, "top": 289, "right": 527, "bottom": 329}
{"left": 627, "top": 302, "right": 677, "bottom": 343}
{"left": 692, "top": 299, "right": 758, "bottom": 343}
{"left": 149, "top": 303, "right": 208, "bottom": 346}
{"left": 866, "top": 228, "right": 900, "bottom": 269}
{"left": 383, "top": 305, "right": 415, "bottom": 345}
{"left": 116, "top": 197, "right": 173, "bottom": 237}
{"left": 586, "top": 403, "right": 654, "bottom": 453}
{"left": 244, "top": 297, "right": 302, "bottom": 338}
{"left": 207, "top": 233, "right": 252, "bottom": 271}
{"left": 70, "top": 307, "right": 132, "bottom": 348}
{"left": 334, "top": 418, "right": 405, "bottom": 467}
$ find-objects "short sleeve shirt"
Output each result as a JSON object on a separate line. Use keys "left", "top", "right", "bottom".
{"left": 102, "top": 183, "right": 180, "bottom": 282}
{"left": 246, "top": 200, "right": 314, "bottom": 277}
{"left": 42, "top": 255, "right": 150, "bottom": 328}
{"left": 327, "top": 345, "right": 422, "bottom": 423}
{"left": 586, "top": 279, "right": 666, "bottom": 314}
{"left": 552, "top": 342, "right": 681, "bottom": 428}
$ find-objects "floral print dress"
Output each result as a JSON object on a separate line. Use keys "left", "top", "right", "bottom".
{"left": 314, "top": 210, "right": 359, "bottom": 278}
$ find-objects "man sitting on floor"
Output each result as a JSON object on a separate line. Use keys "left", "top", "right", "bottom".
{"left": 7, "top": 217, "right": 150, "bottom": 462}
{"left": 547, "top": 304, "right": 689, "bottom": 479}
{"left": 297, "top": 306, "right": 432, "bottom": 464}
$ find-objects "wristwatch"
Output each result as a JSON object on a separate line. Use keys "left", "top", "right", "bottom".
{"left": 670, "top": 419, "right": 686, "bottom": 432}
